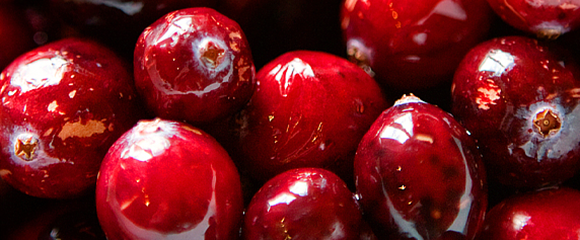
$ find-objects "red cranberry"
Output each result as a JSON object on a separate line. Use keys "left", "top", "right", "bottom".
{"left": 95, "top": 118, "right": 244, "bottom": 240}
{"left": 0, "top": 38, "right": 142, "bottom": 199}
{"left": 355, "top": 95, "right": 487, "bottom": 240}
{"left": 486, "top": 0, "right": 580, "bottom": 39}
{"left": 340, "top": 0, "right": 493, "bottom": 90}
{"left": 242, "top": 168, "right": 363, "bottom": 239}
{"left": 451, "top": 36, "right": 580, "bottom": 188}
{"left": 236, "top": 50, "right": 389, "bottom": 184}
{"left": 134, "top": 7, "right": 256, "bottom": 125}
{"left": 476, "top": 187, "right": 580, "bottom": 240}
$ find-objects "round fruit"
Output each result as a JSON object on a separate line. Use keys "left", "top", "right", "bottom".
{"left": 476, "top": 187, "right": 580, "bottom": 240}
{"left": 486, "top": 0, "right": 580, "bottom": 39}
{"left": 355, "top": 95, "right": 487, "bottom": 239}
{"left": 134, "top": 7, "right": 256, "bottom": 125}
{"left": 236, "top": 50, "right": 389, "bottom": 184}
{"left": 340, "top": 0, "right": 493, "bottom": 90}
{"left": 0, "top": 38, "right": 142, "bottom": 199}
{"left": 451, "top": 36, "right": 580, "bottom": 188}
{"left": 95, "top": 118, "right": 243, "bottom": 240}
{"left": 242, "top": 168, "right": 363, "bottom": 239}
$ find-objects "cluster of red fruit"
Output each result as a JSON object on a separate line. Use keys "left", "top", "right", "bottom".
{"left": 1, "top": 0, "right": 580, "bottom": 239}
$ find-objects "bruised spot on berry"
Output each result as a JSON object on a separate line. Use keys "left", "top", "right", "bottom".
{"left": 201, "top": 42, "right": 226, "bottom": 69}
{"left": 15, "top": 137, "right": 38, "bottom": 161}
{"left": 533, "top": 109, "right": 561, "bottom": 137}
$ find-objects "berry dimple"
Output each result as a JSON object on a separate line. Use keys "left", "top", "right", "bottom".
{"left": 451, "top": 36, "right": 580, "bottom": 188}
{"left": 134, "top": 7, "right": 255, "bottom": 125}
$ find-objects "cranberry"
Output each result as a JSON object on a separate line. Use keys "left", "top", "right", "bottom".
{"left": 0, "top": 38, "right": 142, "bottom": 199}
{"left": 476, "top": 187, "right": 580, "bottom": 240}
{"left": 134, "top": 7, "right": 255, "bottom": 125}
{"left": 96, "top": 118, "right": 243, "bottom": 240}
{"left": 355, "top": 95, "right": 487, "bottom": 239}
{"left": 0, "top": 4, "right": 36, "bottom": 70}
{"left": 451, "top": 36, "right": 580, "bottom": 188}
{"left": 340, "top": 0, "right": 493, "bottom": 90}
{"left": 242, "top": 168, "right": 363, "bottom": 239}
{"left": 236, "top": 50, "right": 389, "bottom": 184}
{"left": 486, "top": 0, "right": 580, "bottom": 39}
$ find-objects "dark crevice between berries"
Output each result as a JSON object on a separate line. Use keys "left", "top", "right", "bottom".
{"left": 15, "top": 137, "right": 38, "bottom": 161}
{"left": 201, "top": 42, "right": 225, "bottom": 69}
{"left": 533, "top": 109, "right": 561, "bottom": 137}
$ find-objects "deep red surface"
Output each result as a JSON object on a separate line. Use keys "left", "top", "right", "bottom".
{"left": 451, "top": 36, "right": 580, "bottom": 188}
{"left": 340, "top": 0, "right": 493, "bottom": 90}
{"left": 486, "top": 0, "right": 580, "bottom": 39}
{"left": 476, "top": 187, "right": 580, "bottom": 240}
{"left": 134, "top": 7, "right": 256, "bottom": 125}
{"left": 96, "top": 118, "right": 243, "bottom": 240}
{"left": 0, "top": 38, "right": 142, "bottom": 199}
{"left": 354, "top": 95, "right": 487, "bottom": 240}
{"left": 236, "top": 50, "right": 389, "bottom": 184}
{"left": 242, "top": 168, "right": 363, "bottom": 239}
{"left": 0, "top": 4, "right": 35, "bottom": 71}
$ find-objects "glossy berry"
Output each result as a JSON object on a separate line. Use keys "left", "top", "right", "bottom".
{"left": 486, "top": 0, "right": 580, "bottom": 39}
{"left": 451, "top": 36, "right": 580, "bottom": 188}
{"left": 242, "top": 168, "right": 363, "bottom": 240}
{"left": 96, "top": 118, "right": 243, "bottom": 240}
{"left": 476, "top": 187, "right": 580, "bottom": 240}
{"left": 355, "top": 95, "right": 487, "bottom": 240}
{"left": 236, "top": 50, "right": 389, "bottom": 184}
{"left": 340, "top": 0, "right": 493, "bottom": 90}
{"left": 0, "top": 38, "right": 142, "bottom": 199}
{"left": 134, "top": 7, "right": 256, "bottom": 125}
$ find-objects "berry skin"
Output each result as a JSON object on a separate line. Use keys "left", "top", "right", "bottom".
{"left": 96, "top": 118, "right": 243, "bottom": 240}
{"left": 355, "top": 95, "right": 487, "bottom": 240}
{"left": 0, "top": 38, "right": 142, "bottom": 199}
{"left": 242, "top": 168, "right": 363, "bottom": 239}
{"left": 235, "top": 50, "right": 389, "bottom": 184}
{"left": 340, "top": 0, "right": 493, "bottom": 90}
{"left": 452, "top": 36, "right": 580, "bottom": 188}
{"left": 486, "top": 0, "right": 580, "bottom": 39}
{"left": 134, "top": 7, "right": 256, "bottom": 125}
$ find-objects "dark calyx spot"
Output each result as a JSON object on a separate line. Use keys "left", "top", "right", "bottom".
{"left": 201, "top": 42, "right": 225, "bottom": 69}
{"left": 533, "top": 109, "right": 561, "bottom": 137}
{"left": 15, "top": 138, "right": 38, "bottom": 161}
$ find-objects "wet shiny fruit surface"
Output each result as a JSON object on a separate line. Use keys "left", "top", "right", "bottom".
{"left": 451, "top": 36, "right": 580, "bottom": 188}
{"left": 236, "top": 50, "right": 389, "bottom": 184}
{"left": 476, "top": 187, "right": 580, "bottom": 240}
{"left": 354, "top": 95, "right": 487, "bottom": 240}
{"left": 242, "top": 167, "right": 363, "bottom": 239}
{"left": 95, "top": 118, "right": 243, "bottom": 240}
{"left": 0, "top": 38, "right": 142, "bottom": 199}
{"left": 485, "top": 0, "right": 580, "bottom": 39}
{"left": 340, "top": 0, "right": 493, "bottom": 90}
{"left": 134, "top": 7, "right": 256, "bottom": 125}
